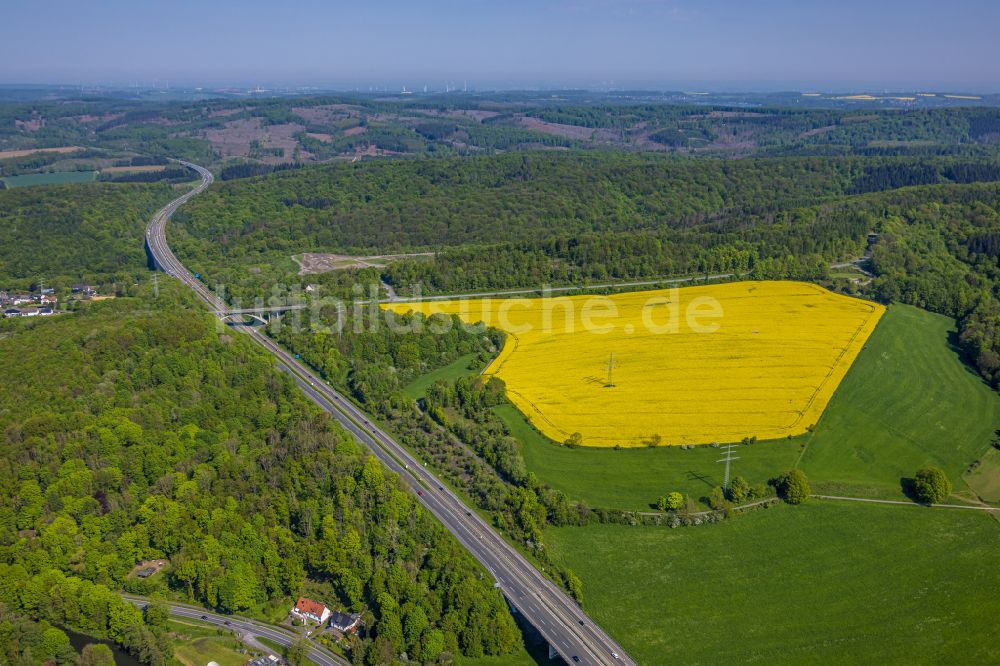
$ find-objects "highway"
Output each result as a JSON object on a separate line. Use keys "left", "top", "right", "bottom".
{"left": 146, "top": 162, "right": 635, "bottom": 666}
{"left": 122, "top": 594, "right": 347, "bottom": 666}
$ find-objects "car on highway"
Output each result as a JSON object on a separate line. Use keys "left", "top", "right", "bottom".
{"left": 417, "top": 490, "right": 424, "bottom": 496}
{"left": 201, "top": 615, "right": 208, "bottom": 620}
{"left": 572, "top": 657, "right": 580, "bottom": 663}
{"left": 224, "top": 620, "right": 231, "bottom": 626}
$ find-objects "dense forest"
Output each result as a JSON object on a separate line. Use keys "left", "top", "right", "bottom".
{"left": 860, "top": 184, "right": 1000, "bottom": 386}
{"left": 4, "top": 91, "right": 1000, "bottom": 175}
{"left": 0, "top": 286, "right": 522, "bottom": 664}
{"left": 166, "top": 152, "right": 1000, "bottom": 303}
{"left": 167, "top": 152, "right": 869, "bottom": 300}
{"left": 0, "top": 182, "right": 175, "bottom": 290}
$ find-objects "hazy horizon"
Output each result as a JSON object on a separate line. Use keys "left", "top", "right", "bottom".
{"left": 2, "top": 0, "right": 999, "bottom": 92}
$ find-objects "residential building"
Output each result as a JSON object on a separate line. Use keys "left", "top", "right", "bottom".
{"left": 328, "top": 610, "right": 362, "bottom": 634}
{"left": 4, "top": 308, "right": 20, "bottom": 318}
{"left": 290, "top": 597, "right": 330, "bottom": 624}
{"left": 245, "top": 656, "right": 280, "bottom": 666}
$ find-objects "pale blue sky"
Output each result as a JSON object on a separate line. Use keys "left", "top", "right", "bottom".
{"left": 2, "top": 0, "right": 998, "bottom": 90}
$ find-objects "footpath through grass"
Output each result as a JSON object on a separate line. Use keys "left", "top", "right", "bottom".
{"left": 546, "top": 501, "right": 1000, "bottom": 665}
{"left": 508, "top": 304, "right": 1000, "bottom": 509}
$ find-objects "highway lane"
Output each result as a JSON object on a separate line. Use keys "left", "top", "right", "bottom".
{"left": 146, "top": 162, "right": 635, "bottom": 666}
{"left": 253, "top": 329, "right": 631, "bottom": 665}
{"left": 122, "top": 594, "right": 346, "bottom": 666}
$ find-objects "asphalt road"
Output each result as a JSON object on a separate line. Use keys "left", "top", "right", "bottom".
{"left": 383, "top": 273, "right": 739, "bottom": 303}
{"left": 146, "top": 161, "right": 635, "bottom": 666}
{"left": 122, "top": 594, "right": 346, "bottom": 666}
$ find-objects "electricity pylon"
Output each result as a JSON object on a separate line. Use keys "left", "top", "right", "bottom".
{"left": 717, "top": 444, "right": 740, "bottom": 491}
{"left": 606, "top": 352, "right": 618, "bottom": 388}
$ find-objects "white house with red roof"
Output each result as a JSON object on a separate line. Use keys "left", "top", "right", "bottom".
{"left": 290, "top": 596, "right": 331, "bottom": 624}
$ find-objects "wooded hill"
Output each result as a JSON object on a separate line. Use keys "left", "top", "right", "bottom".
{"left": 0, "top": 286, "right": 522, "bottom": 664}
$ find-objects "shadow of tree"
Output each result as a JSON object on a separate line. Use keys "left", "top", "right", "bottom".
{"left": 899, "top": 477, "right": 922, "bottom": 504}
{"left": 947, "top": 330, "right": 992, "bottom": 386}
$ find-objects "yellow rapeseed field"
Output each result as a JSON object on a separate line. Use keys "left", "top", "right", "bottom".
{"left": 386, "top": 281, "right": 884, "bottom": 447}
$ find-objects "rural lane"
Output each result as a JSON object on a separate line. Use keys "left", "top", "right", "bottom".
{"left": 811, "top": 494, "right": 999, "bottom": 511}
{"left": 121, "top": 594, "right": 347, "bottom": 666}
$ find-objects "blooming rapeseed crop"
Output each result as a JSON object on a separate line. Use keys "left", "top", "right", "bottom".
{"left": 385, "top": 281, "right": 884, "bottom": 447}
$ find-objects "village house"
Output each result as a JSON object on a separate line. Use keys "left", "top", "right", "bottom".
{"left": 72, "top": 284, "right": 97, "bottom": 297}
{"left": 12, "top": 294, "right": 32, "bottom": 305}
{"left": 5, "top": 307, "right": 53, "bottom": 318}
{"left": 328, "top": 610, "right": 362, "bottom": 635}
{"left": 245, "top": 656, "right": 280, "bottom": 666}
{"left": 290, "top": 596, "right": 331, "bottom": 625}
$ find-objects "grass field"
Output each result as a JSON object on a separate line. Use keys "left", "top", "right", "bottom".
{"left": 963, "top": 447, "right": 1000, "bottom": 503}
{"left": 500, "top": 402, "right": 800, "bottom": 510}
{"left": 796, "top": 304, "right": 1000, "bottom": 500}
{"left": 389, "top": 281, "right": 884, "bottom": 446}
{"left": 402, "top": 353, "right": 478, "bottom": 400}
{"left": 546, "top": 502, "right": 1000, "bottom": 665}
{"left": 172, "top": 636, "right": 248, "bottom": 666}
{"left": 501, "top": 304, "right": 999, "bottom": 508}
{"left": 1, "top": 170, "right": 97, "bottom": 187}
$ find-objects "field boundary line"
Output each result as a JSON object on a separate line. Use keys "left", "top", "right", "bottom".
{"left": 811, "top": 494, "right": 999, "bottom": 511}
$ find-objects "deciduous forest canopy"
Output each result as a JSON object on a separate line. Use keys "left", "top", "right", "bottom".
{"left": 0, "top": 287, "right": 521, "bottom": 664}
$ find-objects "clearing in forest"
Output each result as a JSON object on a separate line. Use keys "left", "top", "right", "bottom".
{"left": 387, "top": 281, "right": 884, "bottom": 446}
{"left": 294, "top": 251, "right": 433, "bottom": 275}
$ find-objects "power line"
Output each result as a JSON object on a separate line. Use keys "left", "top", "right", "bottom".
{"left": 716, "top": 444, "right": 740, "bottom": 491}
{"left": 605, "top": 352, "right": 618, "bottom": 388}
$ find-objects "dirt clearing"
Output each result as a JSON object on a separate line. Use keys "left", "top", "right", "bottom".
{"left": 294, "top": 252, "right": 433, "bottom": 275}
